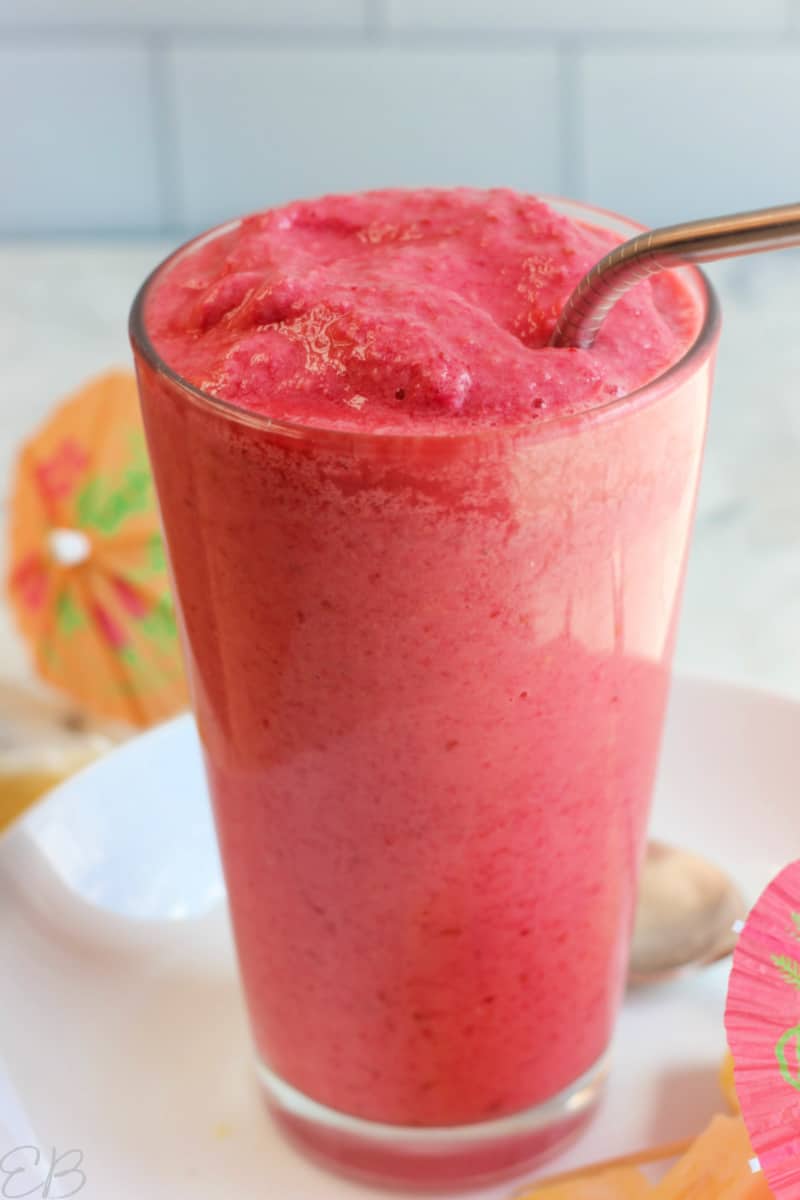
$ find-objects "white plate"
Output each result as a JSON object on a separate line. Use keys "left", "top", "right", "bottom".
{"left": 1, "top": 675, "right": 797, "bottom": 1200}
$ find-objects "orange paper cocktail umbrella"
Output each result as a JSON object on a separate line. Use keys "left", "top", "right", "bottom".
{"left": 7, "top": 370, "right": 188, "bottom": 727}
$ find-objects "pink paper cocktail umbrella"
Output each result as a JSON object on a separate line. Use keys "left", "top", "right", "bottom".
{"left": 726, "top": 861, "right": 800, "bottom": 1200}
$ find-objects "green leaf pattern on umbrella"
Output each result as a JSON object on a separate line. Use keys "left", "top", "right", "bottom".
{"left": 75, "top": 433, "right": 152, "bottom": 536}
{"left": 129, "top": 532, "right": 167, "bottom": 584}
{"left": 772, "top": 955, "right": 800, "bottom": 990}
{"left": 35, "top": 444, "right": 182, "bottom": 700}
{"left": 8, "top": 371, "right": 189, "bottom": 725}
{"left": 44, "top": 430, "right": 181, "bottom": 667}
{"left": 772, "top": 920, "right": 800, "bottom": 1093}
{"left": 56, "top": 590, "right": 84, "bottom": 634}
{"left": 149, "top": 531, "right": 165, "bottom": 572}
{"left": 141, "top": 595, "right": 178, "bottom": 647}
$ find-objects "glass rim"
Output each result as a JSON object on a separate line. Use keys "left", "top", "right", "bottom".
{"left": 129, "top": 192, "right": 721, "bottom": 445}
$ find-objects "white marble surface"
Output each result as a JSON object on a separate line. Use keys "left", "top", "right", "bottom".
{"left": 1, "top": 241, "right": 799, "bottom": 699}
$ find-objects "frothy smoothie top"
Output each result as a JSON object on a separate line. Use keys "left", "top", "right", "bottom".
{"left": 145, "top": 188, "right": 702, "bottom": 432}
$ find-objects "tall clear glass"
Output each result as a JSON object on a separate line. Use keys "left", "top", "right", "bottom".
{"left": 130, "top": 200, "right": 720, "bottom": 1189}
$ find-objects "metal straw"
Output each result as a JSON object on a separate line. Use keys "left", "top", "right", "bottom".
{"left": 551, "top": 201, "right": 800, "bottom": 349}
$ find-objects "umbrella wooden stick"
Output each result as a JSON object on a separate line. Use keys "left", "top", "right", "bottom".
{"left": 511, "top": 1137, "right": 695, "bottom": 1196}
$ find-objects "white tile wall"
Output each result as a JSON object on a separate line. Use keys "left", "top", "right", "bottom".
{"left": 582, "top": 51, "right": 800, "bottom": 227}
{"left": 0, "top": 0, "right": 365, "bottom": 30}
{"left": 0, "top": 42, "right": 160, "bottom": 233}
{"left": 169, "top": 46, "right": 561, "bottom": 230}
{"left": 0, "top": 0, "right": 799, "bottom": 235}
{"left": 386, "top": 0, "right": 789, "bottom": 34}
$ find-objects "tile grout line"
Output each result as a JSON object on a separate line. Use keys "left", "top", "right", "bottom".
{"left": 0, "top": 24, "right": 374, "bottom": 44}
{"left": 0, "top": 26, "right": 799, "bottom": 48}
{"left": 557, "top": 43, "right": 584, "bottom": 202}
{"left": 364, "top": 0, "right": 387, "bottom": 41}
{"left": 147, "top": 34, "right": 182, "bottom": 236}
{"left": 380, "top": 27, "right": 800, "bottom": 50}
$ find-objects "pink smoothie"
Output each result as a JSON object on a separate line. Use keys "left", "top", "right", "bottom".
{"left": 134, "top": 190, "right": 713, "bottom": 1134}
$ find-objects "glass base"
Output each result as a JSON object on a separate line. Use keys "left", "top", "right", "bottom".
{"left": 257, "top": 1052, "right": 609, "bottom": 1191}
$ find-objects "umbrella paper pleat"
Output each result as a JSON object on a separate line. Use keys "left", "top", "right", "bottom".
{"left": 7, "top": 371, "right": 188, "bottom": 726}
{"left": 44, "top": 568, "right": 140, "bottom": 726}
{"left": 90, "top": 568, "right": 186, "bottom": 726}
{"left": 726, "top": 860, "right": 800, "bottom": 1200}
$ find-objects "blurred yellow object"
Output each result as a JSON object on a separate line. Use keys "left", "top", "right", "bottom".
{"left": 513, "top": 1116, "right": 771, "bottom": 1200}
{"left": 0, "top": 738, "right": 108, "bottom": 832}
{"left": 514, "top": 1166, "right": 651, "bottom": 1200}
{"left": 720, "top": 1050, "right": 741, "bottom": 1114}
{"left": 0, "top": 679, "right": 113, "bottom": 833}
{"left": 651, "top": 1115, "right": 770, "bottom": 1200}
